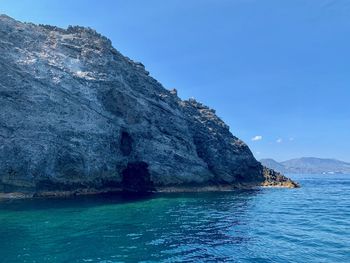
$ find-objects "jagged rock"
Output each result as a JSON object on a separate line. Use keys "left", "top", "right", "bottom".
{"left": 262, "top": 167, "right": 300, "bottom": 188}
{"left": 0, "top": 14, "right": 297, "bottom": 196}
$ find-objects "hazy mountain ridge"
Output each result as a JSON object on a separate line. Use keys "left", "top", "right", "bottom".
{"left": 261, "top": 157, "right": 350, "bottom": 174}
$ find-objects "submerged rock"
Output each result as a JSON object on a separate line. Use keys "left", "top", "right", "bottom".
{"left": 0, "top": 14, "right": 298, "bottom": 196}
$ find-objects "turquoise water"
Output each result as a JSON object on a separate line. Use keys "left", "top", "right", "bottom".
{"left": 1, "top": 174, "right": 349, "bottom": 262}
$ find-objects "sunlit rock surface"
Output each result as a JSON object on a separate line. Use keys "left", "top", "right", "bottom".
{"left": 262, "top": 167, "right": 300, "bottom": 188}
{"left": 0, "top": 15, "right": 297, "bottom": 196}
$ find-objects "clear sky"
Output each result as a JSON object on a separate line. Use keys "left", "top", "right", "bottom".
{"left": 1, "top": 0, "right": 349, "bottom": 162}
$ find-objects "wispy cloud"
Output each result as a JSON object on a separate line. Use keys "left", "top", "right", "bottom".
{"left": 251, "top": 135, "right": 262, "bottom": 141}
{"left": 276, "top": 138, "right": 283, "bottom": 143}
{"left": 289, "top": 137, "right": 294, "bottom": 141}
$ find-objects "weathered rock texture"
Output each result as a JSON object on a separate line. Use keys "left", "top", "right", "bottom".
{"left": 262, "top": 167, "right": 300, "bottom": 188}
{"left": 0, "top": 15, "right": 297, "bottom": 196}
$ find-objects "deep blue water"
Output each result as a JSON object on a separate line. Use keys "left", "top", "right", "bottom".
{"left": 0, "top": 174, "right": 349, "bottom": 262}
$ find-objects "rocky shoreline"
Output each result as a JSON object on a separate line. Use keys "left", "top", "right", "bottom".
{"left": 0, "top": 177, "right": 299, "bottom": 200}
{"left": 262, "top": 167, "right": 300, "bottom": 188}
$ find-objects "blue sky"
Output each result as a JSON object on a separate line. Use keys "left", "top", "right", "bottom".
{"left": 1, "top": 0, "right": 349, "bottom": 162}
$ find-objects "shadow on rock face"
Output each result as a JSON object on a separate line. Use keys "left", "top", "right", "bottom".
{"left": 120, "top": 131, "right": 133, "bottom": 156}
{"left": 121, "top": 162, "right": 155, "bottom": 193}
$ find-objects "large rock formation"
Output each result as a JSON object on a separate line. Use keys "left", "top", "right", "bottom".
{"left": 0, "top": 15, "right": 296, "bottom": 197}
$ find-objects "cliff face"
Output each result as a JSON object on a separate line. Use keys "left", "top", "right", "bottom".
{"left": 0, "top": 15, "right": 294, "bottom": 196}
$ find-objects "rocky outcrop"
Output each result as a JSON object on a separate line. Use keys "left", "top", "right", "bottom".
{"left": 262, "top": 167, "right": 300, "bottom": 188}
{"left": 0, "top": 15, "right": 297, "bottom": 197}
{"left": 181, "top": 99, "right": 263, "bottom": 186}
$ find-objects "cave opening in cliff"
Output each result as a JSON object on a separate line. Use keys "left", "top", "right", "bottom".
{"left": 121, "top": 161, "right": 154, "bottom": 193}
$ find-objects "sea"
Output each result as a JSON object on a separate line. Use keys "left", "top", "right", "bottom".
{"left": 0, "top": 174, "right": 349, "bottom": 262}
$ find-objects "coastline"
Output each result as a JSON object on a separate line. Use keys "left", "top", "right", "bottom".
{"left": 0, "top": 181, "right": 299, "bottom": 200}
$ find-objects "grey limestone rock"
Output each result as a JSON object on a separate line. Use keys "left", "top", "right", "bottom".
{"left": 0, "top": 15, "right": 293, "bottom": 195}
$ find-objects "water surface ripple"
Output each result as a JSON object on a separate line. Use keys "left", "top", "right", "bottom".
{"left": 0, "top": 174, "right": 349, "bottom": 262}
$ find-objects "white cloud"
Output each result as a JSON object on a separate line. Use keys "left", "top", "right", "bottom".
{"left": 289, "top": 137, "right": 294, "bottom": 141}
{"left": 256, "top": 151, "right": 261, "bottom": 155}
{"left": 276, "top": 138, "right": 283, "bottom": 143}
{"left": 251, "top": 135, "right": 263, "bottom": 141}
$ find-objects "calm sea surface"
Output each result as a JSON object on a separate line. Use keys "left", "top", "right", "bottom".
{"left": 0, "top": 174, "right": 349, "bottom": 262}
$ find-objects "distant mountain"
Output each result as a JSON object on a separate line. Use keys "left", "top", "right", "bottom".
{"left": 259, "top": 158, "right": 286, "bottom": 173}
{"left": 260, "top": 157, "right": 350, "bottom": 174}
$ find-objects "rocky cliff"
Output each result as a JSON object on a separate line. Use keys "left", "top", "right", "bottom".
{"left": 0, "top": 15, "right": 296, "bottom": 197}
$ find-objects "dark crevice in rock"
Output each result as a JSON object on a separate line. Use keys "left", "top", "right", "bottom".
{"left": 121, "top": 162, "right": 154, "bottom": 193}
{"left": 120, "top": 131, "right": 133, "bottom": 156}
